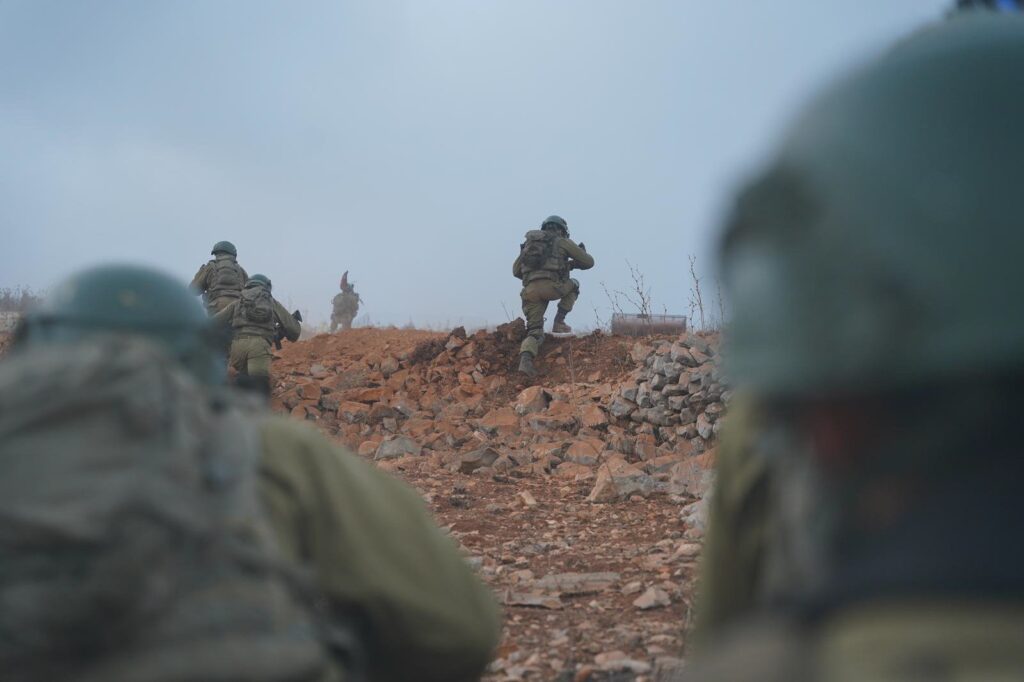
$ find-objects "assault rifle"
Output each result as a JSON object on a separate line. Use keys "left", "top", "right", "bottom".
{"left": 273, "top": 310, "right": 302, "bottom": 351}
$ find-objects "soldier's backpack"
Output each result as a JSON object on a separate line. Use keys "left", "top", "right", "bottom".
{"left": 0, "top": 338, "right": 355, "bottom": 682}
{"left": 519, "top": 229, "right": 557, "bottom": 271}
{"left": 208, "top": 259, "right": 244, "bottom": 298}
{"left": 239, "top": 283, "right": 275, "bottom": 324}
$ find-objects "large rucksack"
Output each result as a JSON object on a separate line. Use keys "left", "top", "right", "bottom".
{"left": 519, "top": 229, "right": 557, "bottom": 271}
{"left": 0, "top": 338, "right": 347, "bottom": 682}
{"left": 207, "top": 259, "right": 244, "bottom": 299}
{"left": 238, "top": 283, "right": 275, "bottom": 325}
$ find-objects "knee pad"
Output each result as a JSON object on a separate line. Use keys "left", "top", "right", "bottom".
{"left": 570, "top": 278, "right": 580, "bottom": 294}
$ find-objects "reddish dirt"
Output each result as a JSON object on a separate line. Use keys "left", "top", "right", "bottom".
{"left": 271, "top": 325, "right": 706, "bottom": 680}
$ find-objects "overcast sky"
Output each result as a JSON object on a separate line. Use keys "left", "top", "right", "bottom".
{"left": 1, "top": 1, "right": 948, "bottom": 328}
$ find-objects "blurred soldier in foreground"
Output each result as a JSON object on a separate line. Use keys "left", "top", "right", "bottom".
{"left": 0, "top": 265, "right": 500, "bottom": 682}
{"left": 190, "top": 240, "right": 248, "bottom": 314}
{"left": 513, "top": 215, "right": 594, "bottom": 377}
{"left": 683, "top": 13, "right": 1024, "bottom": 680}
{"left": 330, "top": 271, "right": 361, "bottom": 332}
{"left": 213, "top": 273, "right": 299, "bottom": 396}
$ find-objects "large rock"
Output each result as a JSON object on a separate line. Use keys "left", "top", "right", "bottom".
{"left": 375, "top": 436, "right": 421, "bottom": 460}
{"left": 581, "top": 403, "right": 609, "bottom": 429}
{"left": 565, "top": 436, "right": 604, "bottom": 465}
{"left": 459, "top": 447, "right": 500, "bottom": 473}
{"left": 337, "top": 401, "right": 371, "bottom": 424}
{"left": 379, "top": 355, "right": 401, "bottom": 377}
{"left": 479, "top": 407, "right": 520, "bottom": 435}
{"left": 696, "top": 412, "right": 715, "bottom": 439}
{"left": 609, "top": 397, "right": 637, "bottom": 419}
{"left": 636, "top": 382, "right": 654, "bottom": 409}
{"left": 514, "top": 386, "right": 551, "bottom": 415}
{"left": 668, "top": 457, "right": 715, "bottom": 498}
{"left": 587, "top": 459, "right": 664, "bottom": 502}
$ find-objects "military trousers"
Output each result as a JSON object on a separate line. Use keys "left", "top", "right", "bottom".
{"left": 519, "top": 277, "right": 580, "bottom": 357}
{"left": 229, "top": 335, "right": 273, "bottom": 378}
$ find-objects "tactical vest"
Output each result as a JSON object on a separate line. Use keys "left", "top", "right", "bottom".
{"left": 233, "top": 284, "right": 277, "bottom": 339}
{"left": 0, "top": 338, "right": 344, "bottom": 682}
{"left": 206, "top": 257, "right": 245, "bottom": 302}
{"left": 519, "top": 230, "right": 570, "bottom": 283}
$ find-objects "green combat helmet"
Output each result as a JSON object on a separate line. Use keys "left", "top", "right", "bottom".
{"left": 211, "top": 240, "right": 238, "bottom": 257}
{"left": 720, "top": 12, "right": 1024, "bottom": 398}
{"left": 15, "top": 264, "right": 226, "bottom": 384}
{"left": 541, "top": 215, "right": 569, "bottom": 237}
{"left": 248, "top": 273, "right": 272, "bottom": 289}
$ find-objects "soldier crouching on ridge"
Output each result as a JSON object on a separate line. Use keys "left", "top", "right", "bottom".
{"left": 513, "top": 215, "right": 594, "bottom": 377}
{"left": 190, "top": 240, "right": 248, "bottom": 315}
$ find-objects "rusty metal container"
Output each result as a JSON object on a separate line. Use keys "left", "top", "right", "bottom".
{"left": 610, "top": 313, "right": 687, "bottom": 337}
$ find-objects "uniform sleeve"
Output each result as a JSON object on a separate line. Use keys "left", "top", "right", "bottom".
{"left": 512, "top": 253, "right": 524, "bottom": 279}
{"left": 560, "top": 239, "right": 595, "bottom": 270}
{"left": 273, "top": 300, "right": 301, "bottom": 342}
{"left": 258, "top": 418, "right": 501, "bottom": 682}
{"left": 190, "top": 263, "right": 209, "bottom": 295}
{"left": 692, "top": 394, "right": 772, "bottom": 645}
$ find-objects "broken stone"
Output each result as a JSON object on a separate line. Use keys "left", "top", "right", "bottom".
{"left": 580, "top": 403, "right": 608, "bottom": 429}
{"left": 608, "top": 397, "right": 637, "bottom": 419}
{"left": 632, "top": 586, "right": 671, "bottom": 610}
{"left": 374, "top": 436, "right": 421, "bottom": 460}
{"left": 514, "top": 386, "right": 551, "bottom": 415}
{"left": 459, "top": 447, "right": 500, "bottom": 474}
{"left": 502, "top": 590, "right": 563, "bottom": 610}
{"left": 534, "top": 572, "right": 619, "bottom": 595}
{"left": 479, "top": 407, "right": 520, "bottom": 435}
{"left": 697, "top": 412, "right": 714, "bottom": 439}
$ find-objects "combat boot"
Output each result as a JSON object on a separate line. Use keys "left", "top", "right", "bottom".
{"left": 518, "top": 352, "right": 538, "bottom": 377}
{"left": 552, "top": 309, "right": 572, "bottom": 334}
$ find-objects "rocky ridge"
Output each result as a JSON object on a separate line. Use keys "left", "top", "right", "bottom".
{"left": 272, "top": 324, "right": 726, "bottom": 681}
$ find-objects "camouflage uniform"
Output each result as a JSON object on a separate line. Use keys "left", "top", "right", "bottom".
{"left": 5, "top": 265, "right": 501, "bottom": 682}
{"left": 513, "top": 220, "right": 594, "bottom": 359}
{"left": 190, "top": 253, "right": 248, "bottom": 314}
{"left": 213, "top": 281, "right": 300, "bottom": 380}
{"left": 681, "top": 12, "right": 1024, "bottom": 681}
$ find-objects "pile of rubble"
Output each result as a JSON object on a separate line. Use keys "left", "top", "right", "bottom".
{"left": 608, "top": 334, "right": 727, "bottom": 452}
{"left": 269, "top": 324, "right": 727, "bottom": 680}
{"left": 273, "top": 325, "right": 723, "bottom": 512}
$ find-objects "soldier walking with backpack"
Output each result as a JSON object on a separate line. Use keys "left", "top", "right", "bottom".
{"left": 213, "top": 273, "right": 300, "bottom": 395}
{"left": 513, "top": 215, "right": 594, "bottom": 377}
{"left": 190, "top": 240, "right": 248, "bottom": 314}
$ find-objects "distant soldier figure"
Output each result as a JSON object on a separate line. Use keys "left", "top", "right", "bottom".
{"left": 213, "top": 274, "right": 300, "bottom": 395}
{"left": 330, "top": 271, "right": 361, "bottom": 332}
{"left": 190, "top": 240, "right": 248, "bottom": 314}
{"left": 513, "top": 215, "right": 594, "bottom": 377}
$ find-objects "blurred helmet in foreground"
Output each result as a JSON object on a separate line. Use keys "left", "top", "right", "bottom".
{"left": 720, "top": 13, "right": 1024, "bottom": 397}
{"left": 15, "top": 264, "right": 225, "bottom": 384}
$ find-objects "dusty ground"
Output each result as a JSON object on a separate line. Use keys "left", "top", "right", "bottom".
{"left": 272, "top": 326, "right": 711, "bottom": 681}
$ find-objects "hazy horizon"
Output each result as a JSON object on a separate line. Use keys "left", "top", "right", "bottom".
{"left": 1, "top": 1, "right": 949, "bottom": 328}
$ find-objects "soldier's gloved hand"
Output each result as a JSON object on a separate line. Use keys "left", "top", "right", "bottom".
{"left": 578, "top": 242, "right": 586, "bottom": 251}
